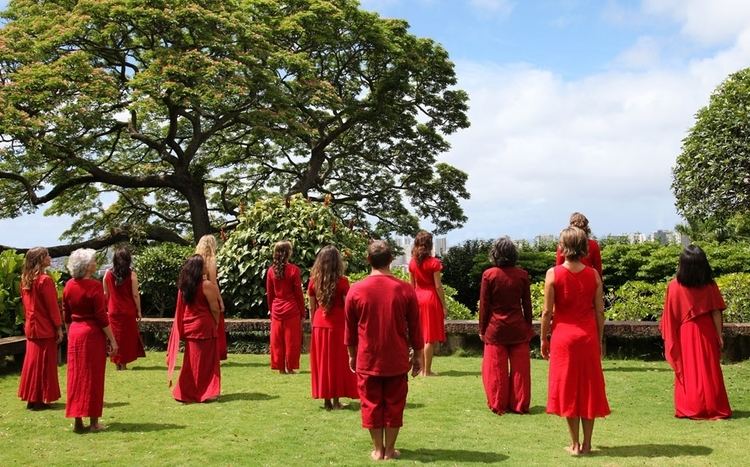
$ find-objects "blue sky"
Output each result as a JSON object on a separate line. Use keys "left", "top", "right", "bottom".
{"left": 2, "top": 0, "right": 750, "bottom": 248}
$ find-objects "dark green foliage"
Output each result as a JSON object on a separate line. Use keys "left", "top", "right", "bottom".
{"left": 0, "top": 251, "right": 24, "bottom": 337}
{"left": 440, "top": 239, "right": 493, "bottom": 309}
{"left": 716, "top": 273, "right": 750, "bottom": 323}
{"left": 134, "top": 243, "right": 194, "bottom": 317}
{"left": 518, "top": 250, "right": 557, "bottom": 283}
{"left": 606, "top": 281, "right": 667, "bottom": 321}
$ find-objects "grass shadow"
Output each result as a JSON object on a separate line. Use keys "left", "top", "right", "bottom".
{"left": 595, "top": 444, "right": 712, "bottom": 458}
{"left": 401, "top": 448, "right": 509, "bottom": 463}
{"left": 129, "top": 365, "right": 164, "bottom": 371}
{"left": 335, "top": 401, "right": 424, "bottom": 411}
{"left": 221, "top": 361, "right": 267, "bottom": 368}
{"left": 218, "top": 392, "right": 279, "bottom": 403}
{"left": 729, "top": 410, "right": 750, "bottom": 419}
{"left": 104, "top": 401, "right": 130, "bottom": 408}
{"left": 439, "top": 370, "right": 481, "bottom": 377}
{"left": 604, "top": 366, "right": 671, "bottom": 372}
{"left": 529, "top": 405, "right": 546, "bottom": 415}
{"left": 107, "top": 422, "right": 187, "bottom": 433}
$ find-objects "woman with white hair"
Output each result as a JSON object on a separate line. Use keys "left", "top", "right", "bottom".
{"left": 63, "top": 248, "right": 118, "bottom": 433}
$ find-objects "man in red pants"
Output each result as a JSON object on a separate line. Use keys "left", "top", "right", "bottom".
{"left": 345, "top": 240, "right": 423, "bottom": 461}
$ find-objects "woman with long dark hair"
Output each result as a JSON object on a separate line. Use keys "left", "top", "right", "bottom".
{"left": 660, "top": 244, "right": 731, "bottom": 419}
{"left": 308, "top": 245, "right": 358, "bottom": 410}
{"left": 102, "top": 246, "right": 145, "bottom": 370}
{"left": 167, "top": 255, "right": 222, "bottom": 403}
{"left": 18, "top": 247, "right": 63, "bottom": 410}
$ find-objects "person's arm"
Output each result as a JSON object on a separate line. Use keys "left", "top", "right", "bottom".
{"left": 407, "top": 291, "right": 424, "bottom": 376}
{"left": 265, "top": 268, "right": 275, "bottom": 317}
{"left": 478, "top": 272, "right": 491, "bottom": 341}
{"left": 521, "top": 273, "right": 533, "bottom": 326}
{"left": 203, "top": 281, "right": 221, "bottom": 325}
{"left": 344, "top": 293, "right": 359, "bottom": 373}
{"left": 40, "top": 276, "right": 64, "bottom": 344}
{"left": 208, "top": 260, "right": 225, "bottom": 313}
{"left": 712, "top": 310, "right": 724, "bottom": 350}
{"left": 102, "top": 271, "right": 110, "bottom": 302}
{"left": 293, "top": 268, "right": 306, "bottom": 320}
{"left": 591, "top": 241, "right": 603, "bottom": 279}
{"left": 308, "top": 291, "right": 317, "bottom": 324}
{"left": 131, "top": 271, "right": 143, "bottom": 321}
{"left": 594, "top": 272, "right": 605, "bottom": 346}
{"left": 93, "top": 283, "right": 117, "bottom": 356}
{"left": 433, "top": 271, "right": 447, "bottom": 312}
{"left": 540, "top": 268, "right": 555, "bottom": 360}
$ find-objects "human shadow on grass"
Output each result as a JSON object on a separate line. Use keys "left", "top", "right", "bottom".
{"left": 220, "top": 361, "right": 267, "bottom": 368}
{"left": 528, "top": 405, "right": 546, "bottom": 415}
{"left": 594, "top": 444, "right": 712, "bottom": 458}
{"left": 400, "top": 448, "right": 509, "bottom": 463}
{"left": 728, "top": 410, "right": 750, "bottom": 419}
{"left": 339, "top": 402, "right": 425, "bottom": 411}
{"left": 439, "top": 370, "right": 481, "bottom": 377}
{"left": 129, "top": 365, "right": 165, "bottom": 371}
{"left": 604, "top": 366, "right": 671, "bottom": 373}
{"left": 104, "top": 401, "right": 130, "bottom": 408}
{"left": 218, "top": 392, "right": 279, "bottom": 403}
{"left": 106, "top": 422, "right": 187, "bottom": 433}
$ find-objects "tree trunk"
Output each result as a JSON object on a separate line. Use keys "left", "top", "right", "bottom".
{"left": 182, "top": 178, "right": 213, "bottom": 243}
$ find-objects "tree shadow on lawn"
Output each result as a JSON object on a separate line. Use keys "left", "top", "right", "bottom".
{"left": 594, "top": 444, "right": 712, "bottom": 458}
{"left": 439, "top": 370, "right": 481, "bottom": 377}
{"left": 106, "top": 422, "right": 187, "bottom": 433}
{"left": 400, "top": 448, "right": 509, "bottom": 463}
{"left": 220, "top": 361, "right": 267, "bottom": 368}
{"left": 104, "top": 401, "right": 130, "bottom": 408}
{"left": 604, "top": 366, "right": 671, "bottom": 372}
{"left": 218, "top": 392, "right": 279, "bottom": 403}
{"left": 129, "top": 365, "right": 165, "bottom": 371}
{"left": 339, "top": 402, "right": 426, "bottom": 411}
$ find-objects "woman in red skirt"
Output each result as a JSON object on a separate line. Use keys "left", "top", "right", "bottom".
{"left": 555, "top": 212, "right": 602, "bottom": 278}
{"left": 542, "top": 227, "right": 609, "bottom": 455}
{"left": 167, "top": 255, "right": 222, "bottom": 403}
{"left": 409, "top": 231, "right": 446, "bottom": 376}
{"left": 479, "top": 237, "right": 534, "bottom": 414}
{"left": 266, "top": 241, "right": 305, "bottom": 374}
{"left": 63, "top": 248, "right": 118, "bottom": 432}
{"left": 18, "top": 247, "right": 63, "bottom": 410}
{"left": 308, "top": 245, "right": 358, "bottom": 410}
{"left": 102, "top": 247, "right": 145, "bottom": 370}
{"left": 196, "top": 234, "right": 227, "bottom": 361}
{"left": 660, "top": 245, "right": 731, "bottom": 419}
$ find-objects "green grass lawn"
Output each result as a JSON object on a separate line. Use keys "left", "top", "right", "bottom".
{"left": 1, "top": 353, "right": 748, "bottom": 466}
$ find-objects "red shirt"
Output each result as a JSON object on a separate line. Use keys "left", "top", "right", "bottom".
{"left": 21, "top": 274, "right": 62, "bottom": 339}
{"left": 556, "top": 239, "right": 602, "bottom": 278}
{"left": 345, "top": 274, "right": 423, "bottom": 377}
{"left": 177, "top": 282, "right": 217, "bottom": 339}
{"left": 266, "top": 264, "right": 305, "bottom": 321}
{"left": 408, "top": 256, "right": 443, "bottom": 291}
{"left": 62, "top": 278, "right": 109, "bottom": 328}
{"left": 309, "top": 276, "right": 350, "bottom": 329}
{"left": 479, "top": 266, "right": 534, "bottom": 345}
{"left": 104, "top": 269, "right": 138, "bottom": 317}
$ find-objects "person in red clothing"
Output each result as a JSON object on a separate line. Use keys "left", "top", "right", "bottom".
{"left": 555, "top": 212, "right": 602, "bottom": 278}
{"left": 17, "top": 247, "right": 63, "bottom": 410}
{"left": 266, "top": 240, "right": 305, "bottom": 374}
{"left": 166, "top": 255, "right": 222, "bottom": 403}
{"left": 479, "top": 237, "right": 534, "bottom": 415}
{"left": 345, "top": 240, "right": 423, "bottom": 461}
{"left": 660, "top": 244, "right": 731, "bottom": 419}
{"left": 408, "top": 231, "right": 446, "bottom": 376}
{"left": 542, "top": 227, "right": 609, "bottom": 456}
{"left": 308, "top": 245, "right": 358, "bottom": 410}
{"left": 63, "top": 248, "right": 118, "bottom": 433}
{"left": 196, "top": 234, "right": 227, "bottom": 361}
{"left": 102, "top": 247, "right": 145, "bottom": 370}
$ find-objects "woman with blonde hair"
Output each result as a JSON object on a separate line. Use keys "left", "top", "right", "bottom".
{"left": 555, "top": 212, "right": 602, "bottom": 278}
{"left": 408, "top": 230, "right": 447, "bottom": 376}
{"left": 266, "top": 241, "right": 305, "bottom": 374}
{"left": 308, "top": 245, "right": 358, "bottom": 410}
{"left": 18, "top": 247, "right": 63, "bottom": 410}
{"left": 196, "top": 234, "right": 227, "bottom": 360}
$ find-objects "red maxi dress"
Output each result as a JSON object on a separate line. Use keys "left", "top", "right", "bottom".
{"left": 479, "top": 266, "right": 535, "bottom": 414}
{"left": 409, "top": 256, "right": 445, "bottom": 344}
{"left": 167, "top": 283, "right": 221, "bottom": 403}
{"left": 309, "top": 277, "right": 358, "bottom": 400}
{"left": 556, "top": 239, "right": 602, "bottom": 278}
{"left": 546, "top": 266, "right": 610, "bottom": 419}
{"left": 18, "top": 274, "right": 62, "bottom": 405}
{"left": 660, "top": 279, "right": 731, "bottom": 419}
{"left": 63, "top": 278, "right": 109, "bottom": 419}
{"left": 266, "top": 264, "right": 305, "bottom": 371}
{"left": 104, "top": 270, "right": 146, "bottom": 366}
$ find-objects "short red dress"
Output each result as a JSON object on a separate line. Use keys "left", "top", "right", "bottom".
{"left": 409, "top": 256, "right": 445, "bottom": 343}
{"left": 546, "top": 266, "right": 610, "bottom": 419}
{"left": 104, "top": 270, "right": 146, "bottom": 366}
{"left": 309, "top": 276, "right": 358, "bottom": 400}
{"left": 660, "top": 279, "right": 731, "bottom": 419}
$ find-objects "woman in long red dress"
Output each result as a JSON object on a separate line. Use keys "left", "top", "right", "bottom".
{"left": 555, "top": 212, "right": 602, "bottom": 278}
{"left": 542, "top": 227, "right": 609, "bottom": 456}
{"left": 660, "top": 244, "right": 731, "bottom": 419}
{"left": 166, "top": 255, "right": 222, "bottom": 403}
{"left": 18, "top": 247, "right": 63, "bottom": 410}
{"left": 266, "top": 241, "right": 305, "bottom": 374}
{"left": 63, "top": 248, "right": 118, "bottom": 432}
{"left": 409, "top": 231, "right": 446, "bottom": 376}
{"left": 102, "top": 247, "right": 145, "bottom": 370}
{"left": 479, "top": 237, "right": 534, "bottom": 414}
{"left": 308, "top": 245, "right": 358, "bottom": 410}
{"left": 196, "top": 234, "right": 227, "bottom": 361}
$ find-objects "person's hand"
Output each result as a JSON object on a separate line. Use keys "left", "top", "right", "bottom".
{"left": 479, "top": 333, "right": 484, "bottom": 343}
{"left": 349, "top": 356, "right": 356, "bottom": 373}
{"left": 718, "top": 335, "right": 724, "bottom": 350}
{"left": 411, "top": 352, "right": 424, "bottom": 377}
{"left": 108, "top": 338, "right": 119, "bottom": 357}
{"left": 137, "top": 311, "right": 142, "bottom": 322}
{"left": 56, "top": 328, "right": 64, "bottom": 345}
{"left": 541, "top": 339, "right": 550, "bottom": 360}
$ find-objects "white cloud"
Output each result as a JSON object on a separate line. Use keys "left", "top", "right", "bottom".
{"left": 613, "top": 36, "right": 662, "bottom": 69}
{"left": 643, "top": 0, "right": 750, "bottom": 46}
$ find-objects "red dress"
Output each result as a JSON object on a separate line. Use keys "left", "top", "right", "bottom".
{"left": 660, "top": 279, "right": 731, "bottom": 419}
{"left": 546, "top": 266, "right": 610, "bottom": 419}
{"left": 409, "top": 256, "right": 445, "bottom": 343}
{"left": 104, "top": 270, "right": 146, "bottom": 366}
{"left": 18, "top": 274, "right": 62, "bottom": 405}
{"left": 63, "top": 278, "right": 109, "bottom": 418}
{"left": 266, "top": 264, "right": 305, "bottom": 371}
{"left": 556, "top": 239, "right": 602, "bottom": 278}
{"left": 309, "top": 277, "right": 358, "bottom": 400}
{"left": 166, "top": 283, "right": 221, "bottom": 403}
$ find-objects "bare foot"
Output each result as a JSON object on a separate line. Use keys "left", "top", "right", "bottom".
{"left": 287, "top": 369, "right": 297, "bottom": 374}
{"left": 370, "top": 449, "right": 384, "bottom": 461}
{"left": 332, "top": 401, "right": 343, "bottom": 410}
{"left": 565, "top": 444, "right": 581, "bottom": 456}
{"left": 324, "top": 399, "right": 333, "bottom": 411}
{"left": 278, "top": 369, "right": 287, "bottom": 374}
{"left": 89, "top": 423, "right": 107, "bottom": 433}
{"left": 384, "top": 449, "right": 401, "bottom": 460}
{"left": 580, "top": 444, "right": 592, "bottom": 455}
{"left": 73, "top": 421, "right": 86, "bottom": 434}
{"left": 425, "top": 371, "right": 439, "bottom": 377}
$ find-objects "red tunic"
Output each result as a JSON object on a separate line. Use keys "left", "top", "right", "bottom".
{"left": 408, "top": 256, "right": 445, "bottom": 343}
{"left": 18, "top": 275, "right": 62, "bottom": 404}
{"left": 345, "top": 274, "right": 423, "bottom": 377}
{"left": 660, "top": 279, "right": 731, "bottom": 419}
{"left": 479, "top": 266, "right": 534, "bottom": 345}
{"left": 63, "top": 278, "right": 109, "bottom": 418}
{"left": 546, "top": 266, "right": 610, "bottom": 419}
{"left": 266, "top": 264, "right": 305, "bottom": 320}
{"left": 556, "top": 239, "right": 602, "bottom": 278}
{"left": 104, "top": 270, "right": 145, "bottom": 365}
{"left": 309, "top": 277, "right": 358, "bottom": 399}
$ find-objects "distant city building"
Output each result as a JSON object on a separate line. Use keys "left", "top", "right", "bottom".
{"left": 627, "top": 232, "right": 647, "bottom": 244}
{"left": 533, "top": 234, "right": 555, "bottom": 247}
{"left": 390, "top": 235, "right": 447, "bottom": 268}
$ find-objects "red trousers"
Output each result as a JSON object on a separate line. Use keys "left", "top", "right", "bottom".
{"left": 270, "top": 317, "right": 301, "bottom": 371}
{"left": 357, "top": 373, "right": 408, "bottom": 428}
{"left": 18, "top": 337, "right": 60, "bottom": 404}
{"left": 482, "top": 342, "right": 531, "bottom": 414}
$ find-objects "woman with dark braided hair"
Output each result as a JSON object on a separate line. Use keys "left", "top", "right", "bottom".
{"left": 308, "top": 246, "right": 358, "bottom": 410}
{"left": 102, "top": 246, "right": 145, "bottom": 370}
{"left": 266, "top": 241, "right": 305, "bottom": 374}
